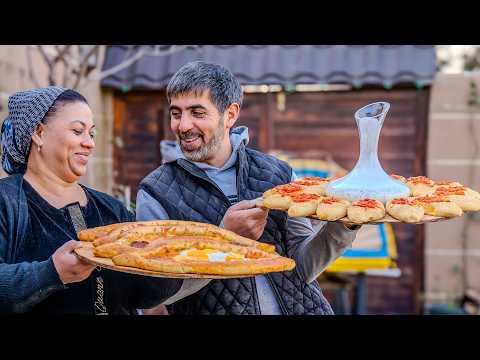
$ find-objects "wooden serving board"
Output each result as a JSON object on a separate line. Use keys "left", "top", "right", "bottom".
{"left": 74, "top": 243, "right": 257, "bottom": 279}
{"left": 255, "top": 198, "right": 450, "bottom": 225}
{"left": 312, "top": 213, "right": 447, "bottom": 225}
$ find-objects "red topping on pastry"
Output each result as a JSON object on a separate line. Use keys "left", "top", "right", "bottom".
{"left": 434, "top": 186, "right": 466, "bottom": 196}
{"left": 416, "top": 195, "right": 450, "bottom": 203}
{"left": 290, "top": 193, "right": 322, "bottom": 203}
{"left": 391, "top": 198, "right": 417, "bottom": 206}
{"left": 294, "top": 177, "right": 331, "bottom": 186}
{"left": 275, "top": 183, "right": 304, "bottom": 195}
{"left": 320, "top": 197, "right": 341, "bottom": 205}
{"left": 408, "top": 176, "right": 434, "bottom": 185}
{"left": 294, "top": 179, "right": 323, "bottom": 186}
{"left": 354, "top": 199, "right": 381, "bottom": 208}
{"left": 299, "top": 176, "right": 325, "bottom": 182}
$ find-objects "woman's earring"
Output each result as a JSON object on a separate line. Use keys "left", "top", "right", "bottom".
{"left": 37, "top": 145, "right": 42, "bottom": 152}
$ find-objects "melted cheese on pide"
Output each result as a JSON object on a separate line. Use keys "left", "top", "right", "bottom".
{"left": 174, "top": 248, "right": 245, "bottom": 262}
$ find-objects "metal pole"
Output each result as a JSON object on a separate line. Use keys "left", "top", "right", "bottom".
{"left": 355, "top": 273, "right": 368, "bottom": 315}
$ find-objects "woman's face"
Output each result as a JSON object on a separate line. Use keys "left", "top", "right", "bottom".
{"left": 38, "top": 101, "right": 95, "bottom": 182}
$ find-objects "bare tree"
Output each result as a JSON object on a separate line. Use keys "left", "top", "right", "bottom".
{"left": 436, "top": 45, "right": 480, "bottom": 73}
{"left": 25, "top": 45, "right": 198, "bottom": 90}
{"left": 463, "top": 46, "right": 480, "bottom": 71}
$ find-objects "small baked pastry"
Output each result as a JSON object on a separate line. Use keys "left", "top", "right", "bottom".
{"left": 287, "top": 193, "right": 322, "bottom": 217}
{"left": 429, "top": 180, "right": 480, "bottom": 201}
{"left": 415, "top": 195, "right": 463, "bottom": 217}
{"left": 386, "top": 197, "right": 425, "bottom": 223}
{"left": 292, "top": 176, "right": 337, "bottom": 196}
{"left": 347, "top": 199, "right": 386, "bottom": 224}
{"left": 262, "top": 183, "right": 305, "bottom": 210}
{"left": 433, "top": 186, "right": 480, "bottom": 211}
{"left": 315, "top": 197, "right": 350, "bottom": 221}
{"left": 466, "top": 188, "right": 480, "bottom": 200}
{"left": 406, "top": 176, "right": 436, "bottom": 196}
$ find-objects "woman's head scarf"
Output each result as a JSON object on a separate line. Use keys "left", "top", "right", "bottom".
{"left": 1, "top": 86, "right": 66, "bottom": 174}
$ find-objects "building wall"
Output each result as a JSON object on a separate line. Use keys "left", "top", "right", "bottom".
{"left": 425, "top": 72, "right": 480, "bottom": 307}
{"left": 0, "top": 46, "right": 45, "bottom": 178}
{"left": 0, "top": 45, "right": 114, "bottom": 194}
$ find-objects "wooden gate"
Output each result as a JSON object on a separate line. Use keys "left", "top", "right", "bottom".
{"left": 113, "top": 91, "right": 167, "bottom": 198}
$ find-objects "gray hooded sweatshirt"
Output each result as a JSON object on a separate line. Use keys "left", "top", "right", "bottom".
{"left": 136, "top": 127, "right": 358, "bottom": 314}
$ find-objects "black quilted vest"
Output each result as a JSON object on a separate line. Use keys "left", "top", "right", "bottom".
{"left": 139, "top": 144, "right": 333, "bottom": 315}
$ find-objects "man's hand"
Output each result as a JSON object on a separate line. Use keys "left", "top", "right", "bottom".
{"left": 52, "top": 240, "right": 96, "bottom": 285}
{"left": 223, "top": 199, "right": 269, "bottom": 240}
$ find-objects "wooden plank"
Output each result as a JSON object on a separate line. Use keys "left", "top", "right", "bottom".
{"left": 113, "top": 92, "right": 126, "bottom": 186}
{"left": 413, "top": 89, "right": 430, "bottom": 314}
{"left": 112, "top": 92, "right": 166, "bottom": 197}
{"left": 236, "top": 93, "right": 270, "bottom": 151}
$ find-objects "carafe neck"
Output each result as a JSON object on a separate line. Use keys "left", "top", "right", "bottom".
{"left": 355, "top": 116, "right": 382, "bottom": 169}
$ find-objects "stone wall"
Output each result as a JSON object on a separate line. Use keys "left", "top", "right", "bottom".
{"left": 425, "top": 72, "right": 480, "bottom": 306}
{"left": 0, "top": 45, "right": 113, "bottom": 193}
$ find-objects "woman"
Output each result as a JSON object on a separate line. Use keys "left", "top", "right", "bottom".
{"left": 0, "top": 86, "right": 182, "bottom": 314}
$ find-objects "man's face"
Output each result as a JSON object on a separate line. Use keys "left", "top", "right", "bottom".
{"left": 169, "top": 91, "right": 227, "bottom": 162}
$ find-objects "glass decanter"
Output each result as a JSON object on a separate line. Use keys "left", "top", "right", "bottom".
{"left": 325, "top": 101, "right": 410, "bottom": 203}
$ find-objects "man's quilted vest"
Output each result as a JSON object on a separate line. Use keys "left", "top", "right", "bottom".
{"left": 139, "top": 144, "right": 334, "bottom": 315}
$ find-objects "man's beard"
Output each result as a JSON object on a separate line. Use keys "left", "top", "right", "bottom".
{"left": 177, "top": 122, "right": 225, "bottom": 162}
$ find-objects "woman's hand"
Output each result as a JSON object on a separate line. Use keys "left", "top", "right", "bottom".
{"left": 52, "top": 240, "right": 96, "bottom": 285}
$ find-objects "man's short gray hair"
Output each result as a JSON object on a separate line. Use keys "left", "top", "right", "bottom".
{"left": 166, "top": 61, "right": 243, "bottom": 114}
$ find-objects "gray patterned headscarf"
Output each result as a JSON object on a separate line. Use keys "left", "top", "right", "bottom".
{"left": 1, "top": 86, "right": 67, "bottom": 174}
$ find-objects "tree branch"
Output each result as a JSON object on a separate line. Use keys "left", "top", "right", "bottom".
{"left": 72, "top": 45, "right": 100, "bottom": 89}
{"left": 54, "top": 45, "right": 73, "bottom": 88}
{"left": 37, "top": 45, "right": 56, "bottom": 85}
{"left": 26, "top": 45, "right": 40, "bottom": 87}
{"left": 29, "top": 45, "right": 199, "bottom": 89}
{"left": 86, "top": 45, "right": 100, "bottom": 76}
{"left": 36, "top": 46, "right": 54, "bottom": 69}
{"left": 54, "top": 45, "right": 72, "bottom": 63}
{"left": 90, "top": 45, "right": 197, "bottom": 82}
{"left": 88, "top": 47, "right": 146, "bottom": 81}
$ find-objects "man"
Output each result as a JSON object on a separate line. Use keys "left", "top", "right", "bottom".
{"left": 136, "top": 61, "right": 360, "bottom": 315}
